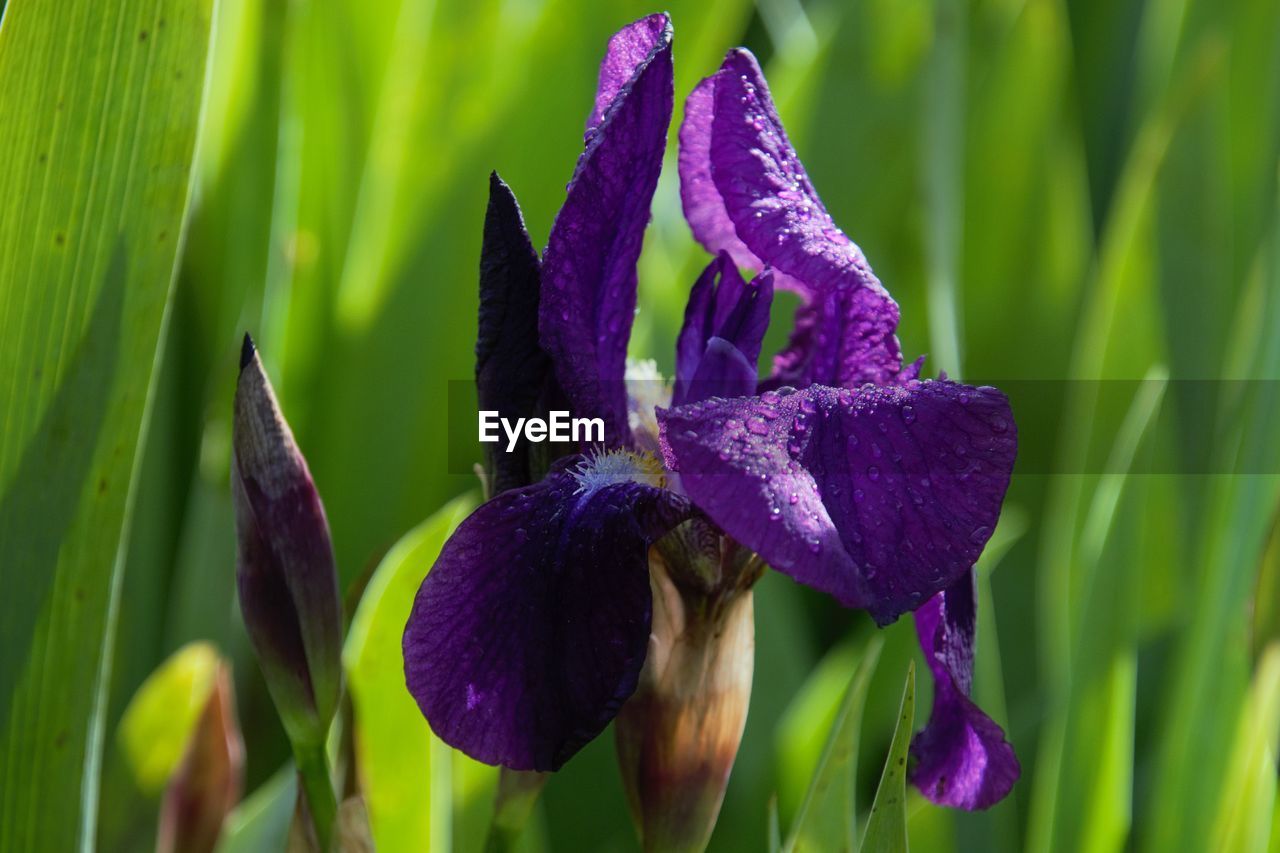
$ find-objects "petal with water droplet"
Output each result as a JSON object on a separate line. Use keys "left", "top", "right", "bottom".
{"left": 657, "top": 381, "right": 1016, "bottom": 623}
{"left": 403, "top": 458, "right": 690, "bottom": 771}
{"left": 678, "top": 48, "right": 902, "bottom": 388}
{"left": 910, "top": 573, "right": 1020, "bottom": 809}
{"left": 541, "top": 15, "right": 673, "bottom": 447}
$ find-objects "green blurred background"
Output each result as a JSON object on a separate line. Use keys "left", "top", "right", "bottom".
{"left": 4, "top": 0, "right": 1280, "bottom": 849}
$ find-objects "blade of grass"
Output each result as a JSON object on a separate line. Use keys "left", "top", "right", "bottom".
{"left": 858, "top": 661, "right": 915, "bottom": 853}
{"left": 782, "top": 635, "right": 884, "bottom": 852}
{"left": 1209, "top": 643, "right": 1280, "bottom": 851}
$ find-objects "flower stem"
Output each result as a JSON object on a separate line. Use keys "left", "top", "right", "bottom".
{"left": 294, "top": 739, "right": 337, "bottom": 850}
{"left": 483, "top": 768, "right": 549, "bottom": 852}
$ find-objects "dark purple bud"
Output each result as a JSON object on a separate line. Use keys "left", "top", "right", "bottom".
{"left": 476, "top": 172, "right": 571, "bottom": 493}
{"left": 232, "top": 334, "right": 343, "bottom": 746}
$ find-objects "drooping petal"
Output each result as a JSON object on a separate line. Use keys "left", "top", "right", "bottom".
{"left": 678, "top": 49, "right": 902, "bottom": 387}
{"left": 674, "top": 256, "right": 772, "bottom": 404}
{"left": 587, "top": 13, "right": 671, "bottom": 135}
{"left": 476, "top": 172, "right": 569, "bottom": 493}
{"left": 403, "top": 457, "right": 690, "bottom": 771}
{"left": 540, "top": 15, "right": 674, "bottom": 448}
{"left": 658, "top": 381, "right": 1016, "bottom": 624}
{"left": 910, "top": 573, "right": 1020, "bottom": 809}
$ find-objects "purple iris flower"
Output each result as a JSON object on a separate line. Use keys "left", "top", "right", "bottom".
{"left": 404, "top": 13, "right": 1020, "bottom": 810}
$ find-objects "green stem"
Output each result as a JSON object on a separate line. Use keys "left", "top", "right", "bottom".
{"left": 483, "top": 768, "right": 549, "bottom": 852}
{"left": 294, "top": 739, "right": 338, "bottom": 851}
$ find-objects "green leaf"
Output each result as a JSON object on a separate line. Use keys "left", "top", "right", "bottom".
{"left": 0, "top": 0, "right": 214, "bottom": 847}
{"left": 782, "top": 635, "right": 884, "bottom": 852}
{"left": 215, "top": 767, "right": 297, "bottom": 853}
{"left": 1210, "top": 643, "right": 1280, "bottom": 850}
{"left": 116, "top": 641, "right": 222, "bottom": 793}
{"left": 859, "top": 661, "right": 915, "bottom": 853}
{"left": 343, "top": 494, "right": 478, "bottom": 852}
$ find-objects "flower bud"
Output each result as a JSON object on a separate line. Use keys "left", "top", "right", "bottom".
{"left": 232, "top": 334, "right": 343, "bottom": 746}
{"left": 157, "top": 663, "right": 244, "bottom": 853}
{"left": 615, "top": 520, "right": 761, "bottom": 852}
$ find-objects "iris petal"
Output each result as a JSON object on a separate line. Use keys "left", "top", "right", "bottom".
{"left": 403, "top": 459, "right": 690, "bottom": 771}
{"left": 658, "top": 381, "right": 1016, "bottom": 624}
{"left": 910, "top": 573, "right": 1020, "bottom": 809}
{"left": 674, "top": 255, "right": 772, "bottom": 405}
{"left": 587, "top": 13, "right": 670, "bottom": 135}
{"left": 476, "top": 172, "right": 567, "bottom": 493}
{"left": 678, "top": 49, "right": 901, "bottom": 388}
{"left": 540, "top": 15, "right": 674, "bottom": 447}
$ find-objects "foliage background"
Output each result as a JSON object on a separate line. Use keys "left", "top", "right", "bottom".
{"left": 3, "top": 0, "right": 1280, "bottom": 849}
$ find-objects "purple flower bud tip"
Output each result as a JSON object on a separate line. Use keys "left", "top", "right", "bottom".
{"left": 232, "top": 336, "right": 343, "bottom": 746}
{"left": 240, "top": 332, "right": 255, "bottom": 371}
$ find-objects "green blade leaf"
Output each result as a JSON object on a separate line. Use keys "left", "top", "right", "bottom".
{"left": 1210, "top": 643, "right": 1280, "bottom": 851}
{"left": 0, "top": 0, "right": 214, "bottom": 847}
{"left": 859, "top": 661, "right": 915, "bottom": 853}
{"left": 342, "top": 495, "right": 478, "bottom": 852}
{"left": 782, "top": 635, "right": 884, "bottom": 852}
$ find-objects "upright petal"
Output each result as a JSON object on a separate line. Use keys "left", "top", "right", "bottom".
{"left": 674, "top": 256, "right": 773, "bottom": 404}
{"left": 541, "top": 16, "right": 674, "bottom": 447}
{"left": 476, "top": 173, "right": 570, "bottom": 493}
{"left": 587, "top": 13, "right": 671, "bottom": 134}
{"left": 678, "top": 49, "right": 901, "bottom": 387}
{"left": 403, "top": 456, "right": 690, "bottom": 771}
{"left": 910, "top": 574, "right": 1020, "bottom": 809}
{"left": 658, "top": 382, "right": 1016, "bottom": 624}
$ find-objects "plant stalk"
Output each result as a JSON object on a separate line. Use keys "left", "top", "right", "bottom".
{"left": 294, "top": 739, "right": 338, "bottom": 851}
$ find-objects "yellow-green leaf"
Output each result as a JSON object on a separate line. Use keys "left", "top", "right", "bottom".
{"left": 0, "top": 0, "right": 215, "bottom": 847}
{"left": 343, "top": 495, "right": 479, "bottom": 852}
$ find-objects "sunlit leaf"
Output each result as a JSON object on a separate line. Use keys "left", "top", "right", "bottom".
{"left": 1210, "top": 644, "right": 1280, "bottom": 851}
{"left": 0, "top": 0, "right": 215, "bottom": 846}
{"left": 343, "top": 495, "right": 478, "bottom": 852}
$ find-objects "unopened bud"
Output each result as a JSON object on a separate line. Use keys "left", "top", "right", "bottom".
{"left": 232, "top": 334, "right": 343, "bottom": 746}
{"left": 615, "top": 520, "right": 761, "bottom": 852}
{"left": 157, "top": 663, "right": 244, "bottom": 853}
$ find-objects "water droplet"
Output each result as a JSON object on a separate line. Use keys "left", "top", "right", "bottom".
{"left": 788, "top": 492, "right": 800, "bottom": 505}
{"left": 854, "top": 488, "right": 865, "bottom": 503}
{"left": 989, "top": 416, "right": 1008, "bottom": 433}
{"left": 769, "top": 506, "right": 782, "bottom": 520}
{"left": 808, "top": 539, "right": 823, "bottom": 554}
{"left": 867, "top": 466, "right": 880, "bottom": 481}
{"left": 800, "top": 397, "right": 818, "bottom": 414}
{"left": 901, "top": 405, "right": 916, "bottom": 424}
{"left": 969, "top": 525, "right": 991, "bottom": 544}
{"left": 746, "top": 417, "right": 769, "bottom": 435}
